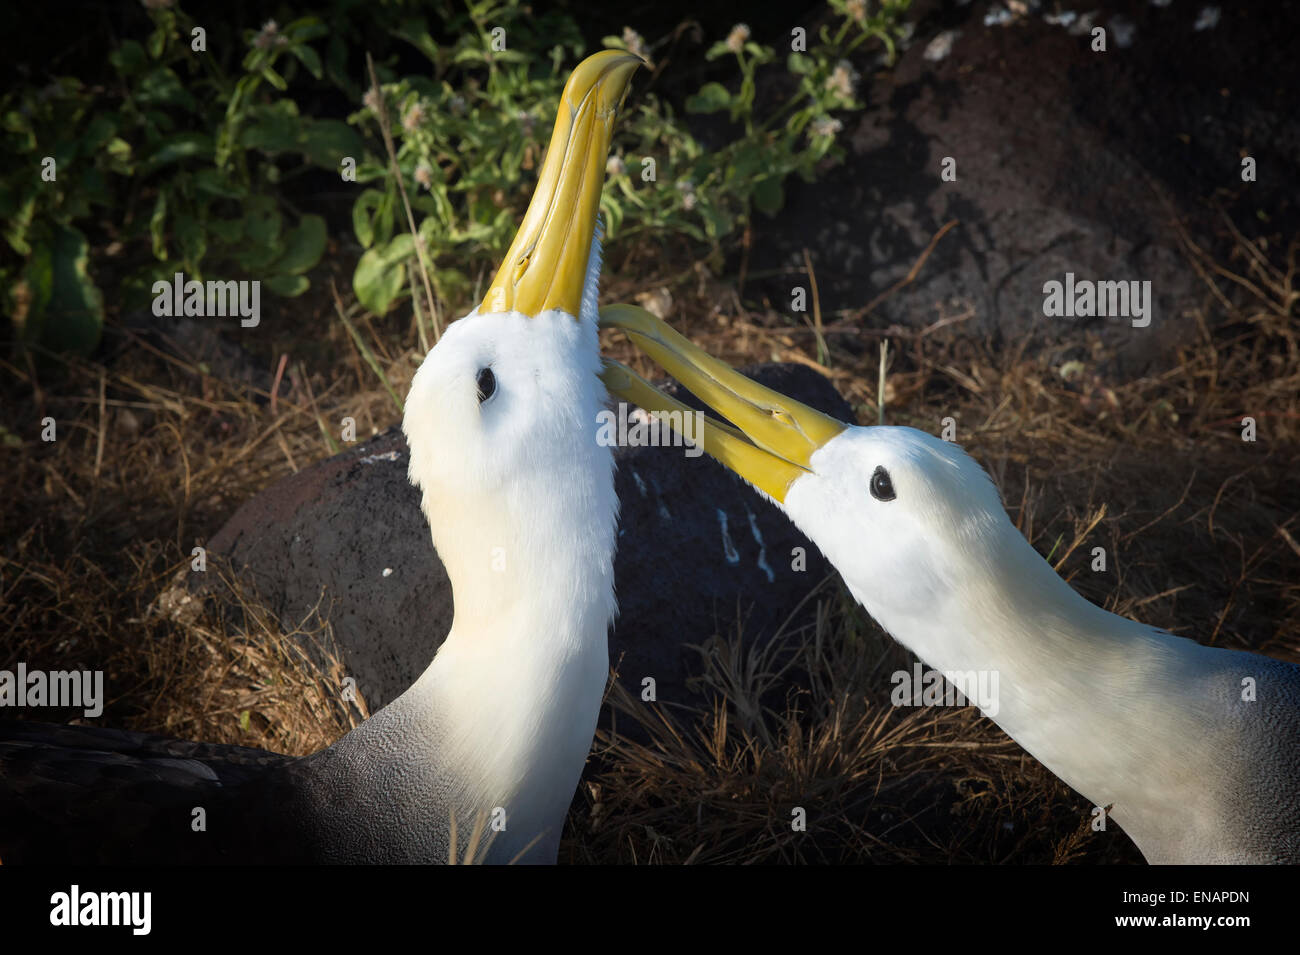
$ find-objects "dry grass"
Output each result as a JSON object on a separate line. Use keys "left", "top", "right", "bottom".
{"left": 3, "top": 208, "right": 1297, "bottom": 863}
{"left": 569, "top": 589, "right": 1092, "bottom": 864}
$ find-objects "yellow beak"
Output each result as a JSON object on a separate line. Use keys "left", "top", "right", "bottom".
{"left": 480, "top": 51, "right": 644, "bottom": 318}
{"left": 598, "top": 304, "right": 848, "bottom": 503}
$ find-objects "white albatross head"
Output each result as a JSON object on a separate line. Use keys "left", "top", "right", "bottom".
{"left": 402, "top": 51, "right": 642, "bottom": 631}
{"left": 596, "top": 305, "right": 1063, "bottom": 636}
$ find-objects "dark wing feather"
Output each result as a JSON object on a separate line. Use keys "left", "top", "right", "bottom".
{"left": 0, "top": 721, "right": 308, "bottom": 864}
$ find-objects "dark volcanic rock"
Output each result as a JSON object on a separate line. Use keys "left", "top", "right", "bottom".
{"left": 751, "top": 1, "right": 1300, "bottom": 376}
{"left": 187, "top": 363, "right": 853, "bottom": 716}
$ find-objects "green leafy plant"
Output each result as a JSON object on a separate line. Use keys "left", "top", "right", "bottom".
{"left": 348, "top": 0, "right": 587, "bottom": 316}
{"left": 1, "top": 6, "right": 358, "bottom": 355}
{"left": 112, "top": 10, "right": 358, "bottom": 299}
{"left": 2, "top": 0, "right": 912, "bottom": 357}
{"left": 349, "top": 1, "right": 912, "bottom": 322}
{"left": 1, "top": 78, "right": 125, "bottom": 355}
{"left": 606, "top": 2, "right": 910, "bottom": 242}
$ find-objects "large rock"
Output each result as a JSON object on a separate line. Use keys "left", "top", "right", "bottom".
{"left": 751, "top": 1, "right": 1300, "bottom": 375}
{"left": 188, "top": 363, "right": 853, "bottom": 714}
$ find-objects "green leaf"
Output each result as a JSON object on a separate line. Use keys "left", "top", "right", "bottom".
{"left": 353, "top": 234, "right": 414, "bottom": 314}
{"left": 243, "top": 196, "right": 282, "bottom": 247}
{"left": 700, "top": 204, "right": 734, "bottom": 239}
{"left": 150, "top": 191, "right": 168, "bottom": 260}
{"left": 352, "top": 191, "right": 382, "bottom": 248}
{"left": 105, "top": 138, "right": 133, "bottom": 166}
{"left": 147, "top": 26, "right": 167, "bottom": 60}
{"left": 136, "top": 67, "right": 196, "bottom": 110}
{"left": 351, "top": 161, "right": 387, "bottom": 183}
{"left": 300, "top": 119, "right": 364, "bottom": 168}
{"left": 261, "top": 67, "right": 288, "bottom": 92}
{"left": 326, "top": 34, "right": 353, "bottom": 95}
{"left": 80, "top": 114, "right": 119, "bottom": 154}
{"left": 373, "top": 190, "right": 396, "bottom": 247}
{"left": 273, "top": 215, "right": 326, "bottom": 275}
{"left": 599, "top": 193, "right": 624, "bottom": 238}
{"left": 452, "top": 46, "right": 486, "bottom": 66}
{"left": 42, "top": 225, "right": 104, "bottom": 355}
{"left": 240, "top": 101, "right": 302, "bottom": 153}
{"left": 390, "top": 18, "right": 440, "bottom": 65}
{"left": 174, "top": 213, "right": 206, "bottom": 266}
{"left": 3, "top": 194, "right": 36, "bottom": 256}
{"left": 193, "top": 168, "right": 243, "bottom": 199}
{"left": 734, "top": 146, "right": 766, "bottom": 179}
{"left": 289, "top": 44, "right": 323, "bottom": 80}
{"left": 13, "top": 243, "right": 53, "bottom": 344}
{"left": 109, "top": 40, "right": 147, "bottom": 77}
{"left": 752, "top": 178, "right": 785, "bottom": 217}
{"left": 284, "top": 16, "right": 328, "bottom": 42}
{"left": 143, "top": 132, "right": 214, "bottom": 172}
{"left": 234, "top": 241, "right": 280, "bottom": 272}
{"left": 263, "top": 274, "right": 310, "bottom": 296}
{"left": 685, "top": 82, "right": 732, "bottom": 114}
{"left": 788, "top": 52, "right": 813, "bottom": 75}
{"left": 354, "top": 252, "right": 406, "bottom": 314}
{"left": 208, "top": 218, "right": 244, "bottom": 244}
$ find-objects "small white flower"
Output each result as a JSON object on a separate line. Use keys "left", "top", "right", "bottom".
{"left": 622, "top": 27, "right": 648, "bottom": 60}
{"left": 254, "top": 19, "right": 287, "bottom": 49}
{"left": 402, "top": 102, "right": 426, "bottom": 132}
{"left": 984, "top": 6, "right": 1013, "bottom": 27}
{"left": 845, "top": 0, "right": 867, "bottom": 24}
{"left": 1194, "top": 6, "right": 1220, "bottom": 31}
{"left": 825, "top": 60, "right": 860, "bottom": 99}
{"left": 676, "top": 178, "right": 697, "bottom": 211}
{"left": 924, "top": 30, "right": 958, "bottom": 62}
{"left": 726, "top": 23, "right": 751, "bottom": 54}
{"left": 1068, "top": 11, "right": 1098, "bottom": 36}
{"left": 414, "top": 162, "right": 434, "bottom": 190}
{"left": 606, "top": 155, "right": 626, "bottom": 176}
{"left": 810, "top": 116, "right": 843, "bottom": 138}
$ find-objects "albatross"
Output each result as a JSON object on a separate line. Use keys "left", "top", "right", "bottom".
{"left": 0, "top": 50, "right": 643, "bottom": 865}
{"left": 599, "top": 304, "right": 1300, "bottom": 864}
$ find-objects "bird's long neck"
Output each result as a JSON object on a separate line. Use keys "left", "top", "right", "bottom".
{"left": 865, "top": 527, "right": 1216, "bottom": 824}
{"left": 319, "top": 414, "right": 617, "bottom": 862}
{"left": 409, "top": 456, "right": 616, "bottom": 856}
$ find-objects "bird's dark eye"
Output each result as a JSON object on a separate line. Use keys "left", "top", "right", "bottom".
{"left": 476, "top": 367, "right": 496, "bottom": 403}
{"left": 870, "top": 466, "right": 896, "bottom": 502}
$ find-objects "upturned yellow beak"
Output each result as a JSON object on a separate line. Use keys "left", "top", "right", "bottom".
{"left": 598, "top": 304, "right": 848, "bottom": 503}
{"left": 480, "top": 50, "right": 644, "bottom": 318}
